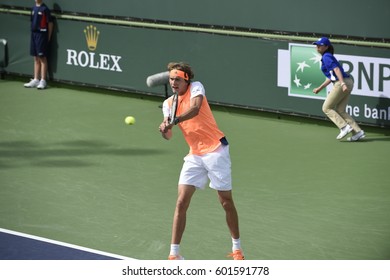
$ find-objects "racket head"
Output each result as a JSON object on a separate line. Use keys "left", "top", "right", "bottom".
{"left": 169, "top": 93, "right": 178, "bottom": 125}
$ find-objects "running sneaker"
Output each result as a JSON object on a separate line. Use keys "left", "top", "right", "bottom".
{"left": 24, "top": 79, "right": 40, "bottom": 88}
{"left": 227, "top": 249, "right": 245, "bottom": 260}
{"left": 347, "top": 130, "right": 366, "bottom": 142}
{"left": 336, "top": 124, "right": 353, "bottom": 140}
{"left": 168, "top": 255, "right": 184, "bottom": 260}
{"left": 37, "top": 79, "right": 47, "bottom": 90}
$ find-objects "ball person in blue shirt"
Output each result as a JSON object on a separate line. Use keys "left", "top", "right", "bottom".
{"left": 24, "top": 0, "right": 54, "bottom": 90}
{"left": 312, "top": 37, "right": 365, "bottom": 142}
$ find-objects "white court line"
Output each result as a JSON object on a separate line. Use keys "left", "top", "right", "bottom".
{"left": 0, "top": 227, "right": 136, "bottom": 260}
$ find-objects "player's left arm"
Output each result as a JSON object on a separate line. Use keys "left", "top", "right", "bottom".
{"left": 175, "top": 95, "right": 203, "bottom": 123}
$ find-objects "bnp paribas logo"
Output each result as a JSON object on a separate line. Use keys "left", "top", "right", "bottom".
{"left": 66, "top": 25, "right": 122, "bottom": 72}
{"left": 288, "top": 44, "right": 326, "bottom": 99}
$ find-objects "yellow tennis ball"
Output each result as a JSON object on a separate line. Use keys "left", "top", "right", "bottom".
{"left": 125, "top": 116, "right": 135, "bottom": 125}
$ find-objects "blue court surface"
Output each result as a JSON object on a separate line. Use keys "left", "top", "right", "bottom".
{"left": 0, "top": 228, "right": 133, "bottom": 260}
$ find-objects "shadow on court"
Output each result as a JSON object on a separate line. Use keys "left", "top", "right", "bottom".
{"left": 0, "top": 140, "right": 167, "bottom": 169}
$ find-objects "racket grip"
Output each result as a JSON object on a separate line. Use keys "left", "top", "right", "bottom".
{"left": 173, "top": 117, "right": 180, "bottom": 125}
{"left": 220, "top": 137, "right": 229, "bottom": 145}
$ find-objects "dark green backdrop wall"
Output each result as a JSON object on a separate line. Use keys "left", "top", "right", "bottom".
{"left": 1, "top": 0, "right": 389, "bottom": 38}
{"left": 1, "top": 1, "right": 389, "bottom": 126}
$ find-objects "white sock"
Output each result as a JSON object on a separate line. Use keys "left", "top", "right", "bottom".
{"left": 232, "top": 238, "right": 241, "bottom": 251}
{"left": 170, "top": 244, "right": 180, "bottom": 256}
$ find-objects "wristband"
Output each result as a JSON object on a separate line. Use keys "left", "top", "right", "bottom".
{"left": 173, "top": 117, "right": 180, "bottom": 125}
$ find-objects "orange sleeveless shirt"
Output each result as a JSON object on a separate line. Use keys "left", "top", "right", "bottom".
{"left": 173, "top": 83, "right": 225, "bottom": 155}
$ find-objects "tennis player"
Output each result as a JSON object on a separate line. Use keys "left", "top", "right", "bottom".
{"left": 312, "top": 37, "right": 365, "bottom": 141}
{"left": 159, "top": 62, "right": 244, "bottom": 260}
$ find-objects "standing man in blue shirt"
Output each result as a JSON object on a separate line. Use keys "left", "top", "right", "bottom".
{"left": 24, "top": 0, "right": 53, "bottom": 90}
{"left": 312, "top": 37, "right": 365, "bottom": 142}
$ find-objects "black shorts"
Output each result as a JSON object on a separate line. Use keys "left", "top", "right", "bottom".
{"left": 30, "top": 32, "right": 49, "bottom": 57}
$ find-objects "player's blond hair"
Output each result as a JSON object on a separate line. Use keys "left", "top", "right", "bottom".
{"left": 167, "top": 62, "right": 194, "bottom": 81}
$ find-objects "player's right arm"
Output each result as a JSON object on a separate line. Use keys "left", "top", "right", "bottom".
{"left": 159, "top": 117, "right": 173, "bottom": 140}
{"left": 159, "top": 99, "right": 173, "bottom": 140}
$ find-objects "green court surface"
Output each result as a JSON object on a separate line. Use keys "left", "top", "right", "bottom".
{"left": 1, "top": 78, "right": 389, "bottom": 260}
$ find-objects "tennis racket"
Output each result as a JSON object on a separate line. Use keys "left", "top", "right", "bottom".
{"left": 169, "top": 93, "right": 178, "bottom": 125}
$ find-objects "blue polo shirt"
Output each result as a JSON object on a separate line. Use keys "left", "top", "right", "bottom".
{"left": 31, "top": 3, "right": 52, "bottom": 32}
{"left": 321, "top": 52, "right": 349, "bottom": 81}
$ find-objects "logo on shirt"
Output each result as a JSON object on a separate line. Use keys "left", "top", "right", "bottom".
{"left": 66, "top": 25, "right": 122, "bottom": 72}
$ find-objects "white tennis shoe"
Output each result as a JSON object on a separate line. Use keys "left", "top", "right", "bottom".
{"left": 37, "top": 79, "right": 47, "bottom": 90}
{"left": 336, "top": 124, "right": 353, "bottom": 140}
{"left": 24, "top": 79, "right": 40, "bottom": 88}
{"left": 347, "top": 130, "right": 366, "bottom": 142}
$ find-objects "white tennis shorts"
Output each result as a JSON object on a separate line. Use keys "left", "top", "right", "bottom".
{"left": 179, "top": 144, "right": 232, "bottom": 191}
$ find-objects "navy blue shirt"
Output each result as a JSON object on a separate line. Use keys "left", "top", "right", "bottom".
{"left": 31, "top": 3, "right": 52, "bottom": 32}
{"left": 321, "top": 52, "right": 349, "bottom": 81}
